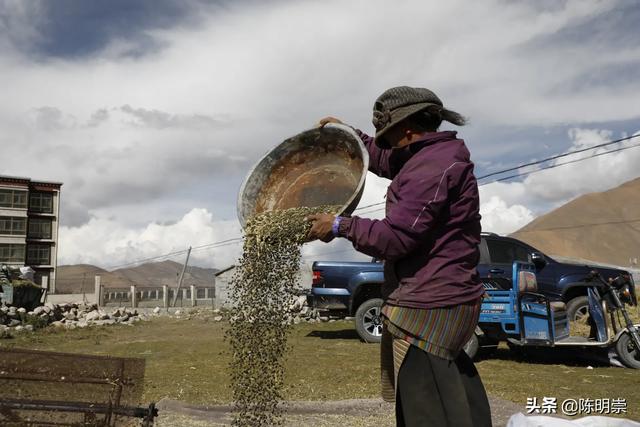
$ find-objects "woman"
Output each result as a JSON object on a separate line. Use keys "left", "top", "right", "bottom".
{"left": 307, "top": 86, "right": 492, "bottom": 427}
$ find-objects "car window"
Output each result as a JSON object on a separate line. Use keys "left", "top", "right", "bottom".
{"left": 487, "top": 239, "right": 529, "bottom": 264}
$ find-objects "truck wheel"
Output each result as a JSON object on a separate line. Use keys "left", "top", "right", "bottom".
{"left": 463, "top": 334, "right": 479, "bottom": 360}
{"left": 566, "top": 296, "right": 589, "bottom": 322}
{"left": 355, "top": 298, "right": 383, "bottom": 343}
{"left": 615, "top": 332, "right": 640, "bottom": 369}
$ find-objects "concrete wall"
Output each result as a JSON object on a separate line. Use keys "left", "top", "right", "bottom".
{"left": 46, "top": 293, "right": 97, "bottom": 305}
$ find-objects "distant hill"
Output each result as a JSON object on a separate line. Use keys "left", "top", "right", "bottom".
{"left": 511, "top": 177, "right": 640, "bottom": 267}
{"left": 56, "top": 260, "right": 218, "bottom": 294}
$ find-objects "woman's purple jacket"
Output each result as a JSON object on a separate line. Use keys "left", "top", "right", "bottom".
{"left": 337, "top": 130, "right": 484, "bottom": 309}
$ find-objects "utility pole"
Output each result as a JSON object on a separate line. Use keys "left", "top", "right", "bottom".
{"left": 172, "top": 247, "right": 192, "bottom": 307}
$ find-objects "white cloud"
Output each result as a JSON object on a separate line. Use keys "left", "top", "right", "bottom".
{"left": 523, "top": 128, "right": 640, "bottom": 203}
{"left": 59, "top": 208, "right": 242, "bottom": 268}
{"left": 480, "top": 196, "right": 534, "bottom": 235}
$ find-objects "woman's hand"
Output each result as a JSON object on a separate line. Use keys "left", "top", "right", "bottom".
{"left": 306, "top": 213, "right": 336, "bottom": 243}
{"left": 317, "top": 116, "right": 344, "bottom": 128}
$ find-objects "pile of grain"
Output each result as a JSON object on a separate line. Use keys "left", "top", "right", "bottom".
{"left": 227, "top": 206, "right": 339, "bottom": 426}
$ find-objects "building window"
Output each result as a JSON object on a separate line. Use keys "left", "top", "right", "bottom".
{"left": 0, "top": 244, "right": 25, "bottom": 263}
{"left": 0, "top": 189, "right": 28, "bottom": 209}
{"left": 0, "top": 217, "right": 27, "bottom": 236}
{"left": 28, "top": 218, "right": 52, "bottom": 239}
{"left": 29, "top": 192, "right": 53, "bottom": 214}
{"left": 27, "top": 244, "right": 50, "bottom": 265}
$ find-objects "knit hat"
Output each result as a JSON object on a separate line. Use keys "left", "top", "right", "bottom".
{"left": 372, "top": 86, "right": 443, "bottom": 148}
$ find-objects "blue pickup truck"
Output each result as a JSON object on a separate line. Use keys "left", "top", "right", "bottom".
{"left": 308, "top": 232, "right": 635, "bottom": 342}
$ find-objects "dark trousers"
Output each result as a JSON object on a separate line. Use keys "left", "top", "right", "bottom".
{"left": 395, "top": 345, "right": 492, "bottom": 427}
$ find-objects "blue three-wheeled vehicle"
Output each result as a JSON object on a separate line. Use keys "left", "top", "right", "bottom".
{"left": 464, "top": 262, "right": 640, "bottom": 369}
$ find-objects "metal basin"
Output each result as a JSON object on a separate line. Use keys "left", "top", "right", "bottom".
{"left": 237, "top": 123, "right": 369, "bottom": 228}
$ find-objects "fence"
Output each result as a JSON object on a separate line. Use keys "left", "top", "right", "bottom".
{"left": 102, "top": 285, "right": 215, "bottom": 308}
{"left": 44, "top": 276, "right": 215, "bottom": 308}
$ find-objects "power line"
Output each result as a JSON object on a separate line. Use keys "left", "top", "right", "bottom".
{"left": 102, "top": 238, "right": 244, "bottom": 271}
{"left": 479, "top": 140, "right": 640, "bottom": 185}
{"left": 81, "top": 131, "right": 639, "bottom": 268}
{"left": 105, "top": 249, "right": 191, "bottom": 270}
{"left": 357, "top": 138, "right": 640, "bottom": 215}
{"left": 477, "top": 133, "right": 640, "bottom": 180}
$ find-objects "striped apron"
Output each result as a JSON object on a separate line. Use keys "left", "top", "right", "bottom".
{"left": 379, "top": 298, "right": 481, "bottom": 402}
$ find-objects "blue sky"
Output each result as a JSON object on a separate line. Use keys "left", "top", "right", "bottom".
{"left": 0, "top": 0, "right": 638, "bottom": 268}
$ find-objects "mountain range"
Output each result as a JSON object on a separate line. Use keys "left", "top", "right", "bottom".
{"left": 56, "top": 260, "right": 218, "bottom": 294}
{"left": 511, "top": 177, "right": 640, "bottom": 268}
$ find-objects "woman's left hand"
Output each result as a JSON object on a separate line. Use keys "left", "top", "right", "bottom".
{"left": 306, "top": 214, "right": 336, "bottom": 243}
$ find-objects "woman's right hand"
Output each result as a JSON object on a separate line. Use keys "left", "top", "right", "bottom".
{"left": 317, "top": 116, "right": 344, "bottom": 128}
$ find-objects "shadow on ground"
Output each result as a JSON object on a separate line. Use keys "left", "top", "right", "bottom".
{"left": 305, "top": 329, "right": 362, "bottom": 340}
{"left": 477, "top": 346, "right": 614, "bottom": 367}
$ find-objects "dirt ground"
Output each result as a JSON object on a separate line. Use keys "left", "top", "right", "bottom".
{"left": 155, "top": 396, "right": 525, "bottom": 426}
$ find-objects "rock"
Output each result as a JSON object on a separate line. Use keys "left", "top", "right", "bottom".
{"left": 24, "top": 325, "right": 34, "bottom": 332}
{"left": 213, "top": 316, "right": 223, "bottom": 322}
{"left": 14, "top": 325, "right": 24, "bottom": 332}
{"left": 153, "top": 307, "right": 161, "bottom": 314}
{"left": 43, "top": 306, "right": 52, "bottom": 314}
{"left": 293, "top": 316, "right": 301, "bottom": 325}
{"left": 8, "top": 319, "right": 21, "bottom": 327}
{"left": 99, "top": 312, "right": 110, "bottom": 320}
{"left": 51, "top": 321, "right": 65, "bottom": 328}
{"left": 77, "top": 304, "right": 92, "bottom": 313}
{"left": 175, "top": 310, "right": 182, "bottom": 316}
{"left": 0, "top": 306, "right": 8, "bottom": 314}
{"left": 64, "top": 323, "right": 77, "bottom": 330}
{"left": 33, "top": 306, "right": 45, "bottom": 316}
{"left": 85, "top": 311, "right": 100, "bottom": 322}
{"left": 77, "top": 320, "right": 88, "bottom": 328}
{"left": 344, "top": 316, "right": 355, "bottom": 321}
{"left": 213, "top": 309, "right": 221, "bottom": 314}
{"left": 120, "top": 314, "right": 130, "bottom": 322}
{"left": 111, "top": 309, "right": 122, "bottom": 317}
{"left": 319, "top": 316, "right": 329, "bottom": 322}
{"left": 329, "top": 319, "right": 336, "bottom": 323}
{"left": 17, "top": 307, "right": 27, "bottom": 314}
{"left": 65, "top": 312, "right": 77, "bottom": 321}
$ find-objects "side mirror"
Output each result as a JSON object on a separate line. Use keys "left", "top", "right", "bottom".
{"left": 531, "top": 252, "right": 547, "bottom": 269}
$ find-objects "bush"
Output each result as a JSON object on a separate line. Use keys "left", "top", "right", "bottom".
{"left": 24, "top": 314, "right": 49, "bottom": 330}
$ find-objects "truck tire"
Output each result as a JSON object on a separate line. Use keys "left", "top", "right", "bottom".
{"left": 463, "top": 334, "right": 479, "bottom": 360}
{"left": 355, "top": 298, "right": 383, "bottom": 343}
{"left": 566, "top": 296, "right": 589, "bottom": 322}
{"left": 615, "top": 332, "right": 640, "bottom": 369}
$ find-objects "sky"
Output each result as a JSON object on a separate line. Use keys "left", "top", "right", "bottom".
{"left": 0, "top": 0, "right": 639, "bottom": 270}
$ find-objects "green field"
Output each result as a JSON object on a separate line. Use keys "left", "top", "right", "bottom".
{"left": 1, "top": 315, "right": 639, "bottom": 420}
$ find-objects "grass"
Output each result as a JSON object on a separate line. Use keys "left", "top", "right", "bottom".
{"left": 1, "top": 315, "right": 639, "bottom": 419}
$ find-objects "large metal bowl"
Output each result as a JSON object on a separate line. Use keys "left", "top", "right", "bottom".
{"left": 237, "top": 123, "right": 369, "bottom": 228}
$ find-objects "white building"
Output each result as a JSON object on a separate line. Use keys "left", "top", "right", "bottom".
{"left": 0, "top": 175, "right": 62, "bottom": 292}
